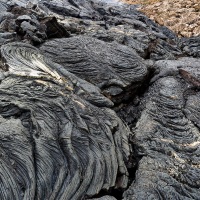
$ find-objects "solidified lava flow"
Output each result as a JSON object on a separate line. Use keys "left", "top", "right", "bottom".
{"left": 0, "top": 0, "right": 200, "bottom": 199}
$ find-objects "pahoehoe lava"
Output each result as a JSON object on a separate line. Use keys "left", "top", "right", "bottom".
{"left": 0, "top": 0, "right": 199, "bottom": 200}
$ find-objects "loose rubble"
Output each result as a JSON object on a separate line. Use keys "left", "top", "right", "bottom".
{"left": 122, "top": 0, "right": 200, "bottom": 37}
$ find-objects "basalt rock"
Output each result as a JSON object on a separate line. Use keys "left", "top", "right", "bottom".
{"left": 0, "top": 42, "right": 130, "bottom": 199}
{"left": 0, "top": 0, "right": 199, "bottom": 200}
{"left": 40, "top": 36, "right": 148, "bottom": 104}
{"left": 123, "top": 73, "right": 200, "bottom": 200}
{"left": 179, "top": 36, "right": 200, "bottom": 58}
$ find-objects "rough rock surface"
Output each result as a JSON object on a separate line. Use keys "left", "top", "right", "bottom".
{"left": 121, "top": 0, "right": 200, "bottom": 37}
{"left": 0, "top": 0, "right": 199, "bottom": 200}
{"left": 40, "top": 36, "right": 148, "bottom": 103}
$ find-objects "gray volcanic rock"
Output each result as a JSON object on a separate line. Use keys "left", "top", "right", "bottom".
{"left": 0, "top": 42, "right": 130, "bottom": 199}
{"left": 0, "top": 2, "right": 8, "bottom": 12}
{"left": 40, "top": 36, "right": 148, "bottom": 103}
{"left": 123, "top": 75, "right": 200, "bottom": 199}
{"left": 179, "top": 37, "right": 200, "bottom": 58}
{"left": 0, "top": 0, "right": 199, "bottom": 200}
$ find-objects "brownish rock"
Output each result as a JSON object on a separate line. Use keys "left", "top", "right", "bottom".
{"left": 121, "top": 0, "right": 200, "bottom": 37}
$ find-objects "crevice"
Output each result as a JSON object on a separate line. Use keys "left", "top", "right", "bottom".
{"left": 95, "top": 66, "right": 155, "bottom": 199}
{"left": 114, "top": 65, "right": 155, "bottom": 128}
{"left": 143, "top": 39, "right": 158, "bottom": 60}
{"left": 112, "top": 66, "right": 155, "bottom": 198}
{"left": 84, "top": 145, "right": 143, "bottom": 200}
{"left": 85, "top": 187, "right": 124, "bottom": 200}
{"left": 126, "top": 145, "right": 142, "bottom": 187}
